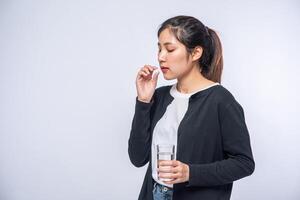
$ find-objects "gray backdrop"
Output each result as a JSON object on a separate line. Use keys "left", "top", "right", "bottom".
{"left": 0, "top": 0, "right": 299, "bottom": 199}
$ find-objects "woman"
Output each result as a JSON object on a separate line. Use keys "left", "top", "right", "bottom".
{"left": 128, "top": 15, "right": 255, "bottom": 200}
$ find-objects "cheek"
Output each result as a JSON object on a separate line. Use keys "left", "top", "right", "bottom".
{"left": 169, "top": 52, "right": 188, "bottom": 72}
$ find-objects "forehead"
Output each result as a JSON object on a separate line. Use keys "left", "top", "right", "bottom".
{"left": 158, "top": 28, "right": 178, "bottom": 46}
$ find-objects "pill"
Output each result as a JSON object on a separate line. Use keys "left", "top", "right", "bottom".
{"left": 152, "top": 69, "right": 160, "bottom": 79}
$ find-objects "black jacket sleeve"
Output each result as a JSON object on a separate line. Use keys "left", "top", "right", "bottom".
{"left": 186, "top": 100, "right": 255, "bottom": 187}
{"left": 128, "top": 96, "right": 155, "bottom": 168}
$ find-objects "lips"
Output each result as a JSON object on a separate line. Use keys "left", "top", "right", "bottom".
{"left": 160, "top": 66, "right": 169, "bottom": 70}
{"left": 160, "top": 66, "right": 169, "bottom": 73}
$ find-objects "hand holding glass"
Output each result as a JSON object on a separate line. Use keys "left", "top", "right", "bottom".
{"left": 156, "top": 144, "right": 175, "bottom": 182}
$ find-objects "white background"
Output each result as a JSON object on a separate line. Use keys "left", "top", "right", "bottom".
{"left": 0, "top": 0, "right": 299, "bottom": 199}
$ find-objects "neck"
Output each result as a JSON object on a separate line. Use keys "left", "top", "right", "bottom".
{"left": 176, "top": 65, "right": 215, "bottom": 94}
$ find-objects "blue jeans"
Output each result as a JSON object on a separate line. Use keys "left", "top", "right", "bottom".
{"left": 153, "top": 182, "right": 173, "bottom": 200}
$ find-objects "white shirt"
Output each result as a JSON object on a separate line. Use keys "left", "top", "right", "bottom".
{"left": 151, "top": 82, "right": 220, "bottom": 188}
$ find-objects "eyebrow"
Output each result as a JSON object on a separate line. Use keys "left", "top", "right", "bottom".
{"left": 157, "top": 42, "right": 176, "bottom": 46}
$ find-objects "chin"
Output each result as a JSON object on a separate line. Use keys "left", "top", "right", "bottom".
{"left": 163, "top": 75, "right": 177, "bottom": 81}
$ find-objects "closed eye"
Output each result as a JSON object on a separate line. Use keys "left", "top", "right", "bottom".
{"left": 158, "top": 49, "right": 175, "bottom": 53}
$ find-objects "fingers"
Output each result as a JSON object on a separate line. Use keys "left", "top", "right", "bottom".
{"left": 142, "top": 65, "right": 158, "bottom": 75}
{"left": 157, "top": 161, "right": 181, "bottom": 177}
{"left": 163, "top": 177, "right": 182, "bottom": 185}
{"left": 158, "top": 165, "right": 181, "bottom": 174}
{"left": 144, "top": 64, "right": 158, "bottom": 72}
{"left": 143, "top": 65, "right": 152, "bottom": 74}
{"left": 159, "top": 160, "right": 179, "bottom": 167}
{"left": 137, "top": 71, "right": 151, "bottom": 82}
{"left": 137, "top": 70, "right": 150, "bottom": 79}
{"left": 139, "top": 65, "right": 152, "bottom": 75}
{"left": 141, "top": 67, "right": 150, "bottom": 76}
{"left": 159, "top": 171, "right": 182, "bottom": 180}
{"left": 158, "top": 166, "right": 174, "bottom": 173}
{"left": 137, "top": 65, "right": 159, "bottom": 81}
{"left": 159, "top": 169, "right": 184, "bottom": 185}
{"left": 157, "top": 160, "right": 189, "bottom": 185}
{"left": 158, "top": 160, "right": 183, "bottom": 178}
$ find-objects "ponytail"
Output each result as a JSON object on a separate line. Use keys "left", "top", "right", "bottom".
{"left": 202, "top": 27, "right": 223, "bottom": 83}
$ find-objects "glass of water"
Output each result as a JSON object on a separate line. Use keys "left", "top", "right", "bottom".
{"left": 156, "top": 144, "right": 175, "bottom": 181}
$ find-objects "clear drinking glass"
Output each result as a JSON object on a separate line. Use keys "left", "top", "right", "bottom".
{"left": 156, "top": 144, "right": 175, "bottom": 181}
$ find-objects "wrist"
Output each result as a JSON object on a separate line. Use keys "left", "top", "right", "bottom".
{"left": 137, "top": 97, "right": 151, "bottom": 103}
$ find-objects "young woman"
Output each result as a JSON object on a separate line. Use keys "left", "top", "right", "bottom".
{"left": 128, "top": 15, "right": 255, "bottom": 200}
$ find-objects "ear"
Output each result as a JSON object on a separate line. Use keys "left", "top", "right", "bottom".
{"left": 191, "top": 46, "right": 203, "bottom": 61}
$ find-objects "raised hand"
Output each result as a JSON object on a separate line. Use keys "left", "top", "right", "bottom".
{"left": 136, "top": 64, "right": 160, "bottom": 103}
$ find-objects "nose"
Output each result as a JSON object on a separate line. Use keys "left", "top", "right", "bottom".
{"left": 158, "top": 51, "right": 166, "bottom": 63}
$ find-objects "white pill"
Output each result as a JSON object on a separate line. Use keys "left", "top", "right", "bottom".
{"left": 152, "top": 69, "right": 160, "bottom": 79}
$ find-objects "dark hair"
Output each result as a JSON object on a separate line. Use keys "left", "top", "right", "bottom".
{"left": 157, "top": 15, "right": 223, "bottom": 83}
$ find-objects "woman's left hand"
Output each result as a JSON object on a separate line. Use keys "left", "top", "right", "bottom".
{"left": 157, "top": 160, "right": 190, "bottom": 184}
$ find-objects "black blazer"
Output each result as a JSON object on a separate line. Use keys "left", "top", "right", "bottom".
{"left": 128, "top": 84, "right": 255, "bottom": 200}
